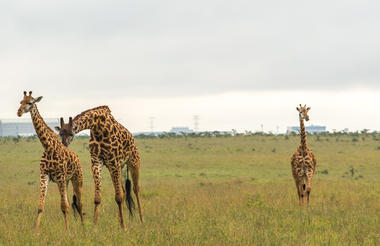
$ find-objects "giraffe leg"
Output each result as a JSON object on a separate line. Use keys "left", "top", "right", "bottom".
{"left": 91, "top": 156, "right": 102, "bottom": 225}
{"left": 36, "top": 173, "right": 49, "bottom": 232}
{"left": 130, "top": 165, "right": 144, "bottom": 223}
{"left": 72, "top": 174, "right": 84, "bottom": 224}
{"left": 294, "top": 178, "right": 302, "bottom": 205}
{"left": 306, "top": 170, "right": 314, "bottom": 204}
{"left": 57, "top": 178, "right": 69, "bottom": 230}
{"left": 296, "top": 183, "right": 301, "bottom": 205}
{"left": 298, "top": 181, "right": 305, "bottom": 205}
{"left": 109, "top": 165, "right": 126, "bottom": 230}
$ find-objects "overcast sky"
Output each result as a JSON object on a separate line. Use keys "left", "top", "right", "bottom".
{"left": 1, "top": 1, "right": 380, "bottom": 132}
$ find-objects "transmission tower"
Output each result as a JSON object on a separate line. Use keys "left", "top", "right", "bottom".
{"left": 193, "top": 115, "right": 199, "bottom": 132}
{"left": 149, "top": 117, "right": 155, "bottom": 134}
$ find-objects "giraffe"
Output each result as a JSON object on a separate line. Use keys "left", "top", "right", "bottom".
{"left": 290, "top": 104, "right": 317, "bottom": 205}
{"left": 17, "top": 91, "right": 84, "bottom": 231}
{"left": 55, "top": 106, "right": 143, "bottom": 229}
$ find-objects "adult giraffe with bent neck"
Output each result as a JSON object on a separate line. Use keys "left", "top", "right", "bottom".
{"left": 56, "top": 106, "right": 143, "bottom": 229}
{"left": 291, "top": 104, "right": 317, "bottom": 205}
{"left": 17, "top": 91, "right": 84, "bottom": 231}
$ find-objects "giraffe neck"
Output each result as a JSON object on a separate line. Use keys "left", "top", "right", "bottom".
{"left": 30, "top": 105, "right": 59, "bottom": 149}
{"left": 72, "top": 106, "right": 112, "bottom": 134}
{"left": 299, "top": 114, "right": 307, "bottom": 150}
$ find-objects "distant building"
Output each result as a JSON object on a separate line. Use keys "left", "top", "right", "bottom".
{"left": 0, "top": 119, "right": 59, "bottom": 137}
{"left": 286, "top": 125, "right": 327, "bottom": 135}
{"left": 170, "top": 127, "right": 193, "bottom": 134}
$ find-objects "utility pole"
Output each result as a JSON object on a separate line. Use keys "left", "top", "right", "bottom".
{"left": 193, "top": 115, "right": 199, "bottom": 132}
{"left": 149, "top": 117, "right": 155, "bottom": 134}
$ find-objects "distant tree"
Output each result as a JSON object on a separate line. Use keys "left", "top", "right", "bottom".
{"left": 180, "top": 132, "right": 188, "bottom": 140}
{"left": 361, "top": 129, "right": 370, "bottom": 134}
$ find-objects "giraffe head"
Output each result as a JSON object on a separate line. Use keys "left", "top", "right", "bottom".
{"left": 55, "top": 117, "right": 75, "bottom": 146}
{"left": 296, "top": 104, "right": 310, "bottom": 121}
{"left": 17, "top": 91, "right": 43, "bottom": 117}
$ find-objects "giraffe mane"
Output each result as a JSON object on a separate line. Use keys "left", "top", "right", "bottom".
{"left": 73, "top": 106, "right": 111, "bottom": 121}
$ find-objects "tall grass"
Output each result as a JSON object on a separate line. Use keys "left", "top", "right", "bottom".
{"left": 0, "top": 135, "right": 379, "bottom": 245}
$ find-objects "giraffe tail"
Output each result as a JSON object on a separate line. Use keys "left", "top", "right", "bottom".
{"left": 125, "top": 165, "right": 135, "bottom": 217}
{"left": 72, "top": 195, "right": 79, "bottom": 218}
{"left": 302, "top": 175, "right": 307, "bottom": 191}
{"left": 303, "top": 174, "right": 312, "bottom": 193}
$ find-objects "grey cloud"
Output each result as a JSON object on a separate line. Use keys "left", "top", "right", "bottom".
{"left": 1, "top": 0, "right": 380, "bottom": 98}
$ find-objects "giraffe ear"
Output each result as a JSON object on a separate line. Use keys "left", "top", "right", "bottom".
{"left": 306, "top": 107, "right": 311, "bottom": 111}
{"left": 55, "top": 126, "right": 61, "bottom": 132}
{"left": 33, "top": 96, "right": 43, "bottom": 103}
{"left": 296, "top": 107, "right": 300, "bottom": 111}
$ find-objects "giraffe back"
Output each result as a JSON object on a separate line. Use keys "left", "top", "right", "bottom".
{"left": 84, "top": 108, "right": 140, "bottom": 167}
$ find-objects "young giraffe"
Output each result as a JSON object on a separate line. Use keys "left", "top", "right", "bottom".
{"left": 55, "top": 106, "right": 143, "bottom": 229}
{"left": 17, "top": 91, "right": 84, "bottom": 231}
{"left": 291, "top": 104, "right": 317, "bottom": 205}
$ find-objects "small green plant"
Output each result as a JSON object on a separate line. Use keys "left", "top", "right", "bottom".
{"left": 318, "top": 169, "right": 328, "bottom": 175}
{"left": 12, "top": 137, "right": 20, "bottom": 144}
{"left": 350, "top": 166, "right": 355, "bottom": 177}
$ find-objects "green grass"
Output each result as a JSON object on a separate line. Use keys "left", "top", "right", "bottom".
{"left": 0, "top": 135, "right": 379, "bottom": 245}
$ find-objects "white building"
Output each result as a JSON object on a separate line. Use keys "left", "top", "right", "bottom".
{"left": 170, "top": 127, "right": 193, "bottom": 134}
{"left": 0, "top": 119, "right": 60, "bottom": 137}
{"left": 286, "top": 125, "right": 327, "bottom": 135}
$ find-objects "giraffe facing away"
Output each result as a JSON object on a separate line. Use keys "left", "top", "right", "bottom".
{"left": 291, "top": 104, "right": 317, "bottom": 205}
{"left": 17, "top": 91, "right": 84, "bottom": 231}
{"left": 55, "top": 106, "right": 143, "bottom": 229}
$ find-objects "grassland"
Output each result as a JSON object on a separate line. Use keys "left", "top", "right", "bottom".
{"left": 0, "top": 134, "right": 379, "bottom": 245}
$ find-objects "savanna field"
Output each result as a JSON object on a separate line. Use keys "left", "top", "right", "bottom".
{"left": 0, "top": 134, "right": 379, "bottom": 245}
